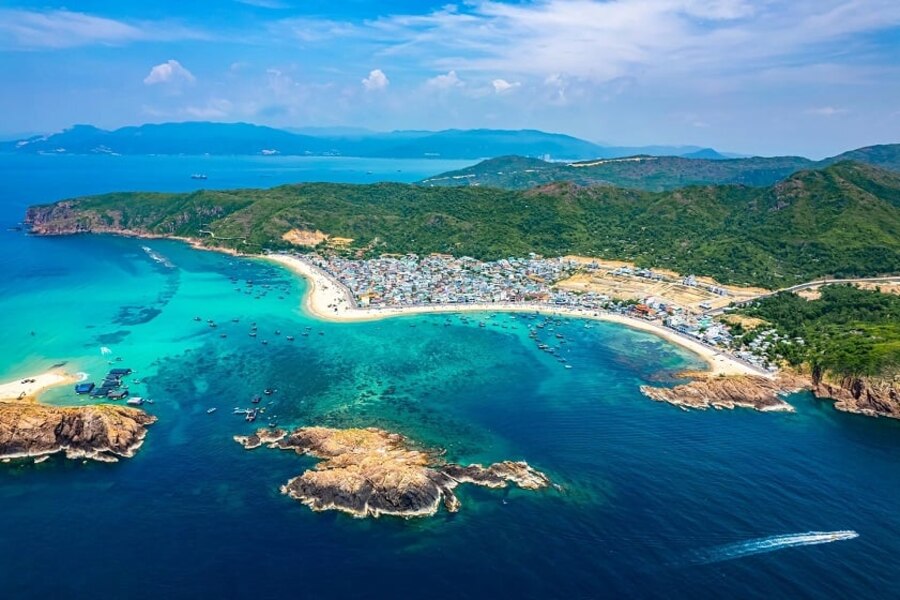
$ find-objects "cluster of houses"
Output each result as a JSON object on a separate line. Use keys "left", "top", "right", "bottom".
{"left": 307, "top": 253, "right": 582, "bottom": 307}
{"left": 300, "top": 251, "right": 776, "bottom": 372}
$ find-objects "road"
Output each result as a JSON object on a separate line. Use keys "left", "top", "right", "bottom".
{"left": 706, "top": 275, "right": 900, "bottom": 315}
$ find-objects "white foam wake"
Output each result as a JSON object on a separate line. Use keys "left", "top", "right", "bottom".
{"left": 142, "top": 245, "right": 175, "bottom": 268}
{"left": 696, "top": 530, "right": 858, "bottom": 564}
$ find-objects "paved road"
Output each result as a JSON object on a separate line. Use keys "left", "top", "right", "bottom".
{"left": 706, "top": 275, "right": 900, "bottom": 315}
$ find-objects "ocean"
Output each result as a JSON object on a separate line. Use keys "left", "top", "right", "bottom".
{"left": 0, "top": 154, "right": 898, "bottom": 599}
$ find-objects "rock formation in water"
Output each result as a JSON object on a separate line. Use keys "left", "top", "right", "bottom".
{"left": 640, "top": 374, "right": 809, "bottom": 413}
{"left": 0, "top": 402, "right": 157, "bottom": 463}
{"left": 812, "top": 375, "right": 900, "bottom": 419}
{"left": 234, "top": 426, "right": 551, "bottom": 518}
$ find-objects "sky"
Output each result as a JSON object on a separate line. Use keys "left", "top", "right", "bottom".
{"left": 1, "top": 0, "right": 899, "bottom": 157}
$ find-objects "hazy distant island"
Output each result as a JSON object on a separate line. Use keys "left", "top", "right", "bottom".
{"left": 0, "top": 121, "right": 734, "bottom": 161}
{"left": 23, "top": 155, "right": 900, "bottom": 420}
{"left": 235, "top": 426, "right": 551, "bottom": 518}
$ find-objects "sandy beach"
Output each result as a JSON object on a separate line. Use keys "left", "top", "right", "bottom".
{"left": 264, "top": 253, "right": 769, "bottom": 378}
{"left": 0, "top": 370, "right": 81, "bottom": 402}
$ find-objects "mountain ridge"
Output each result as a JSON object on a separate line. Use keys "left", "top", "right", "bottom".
{"left": 421, "top": 145, "right": 900, "bottom": 191}
{"left": 2, "top": 121, "right": 735, "bottom": 160}
{"left": 24, "top": 161, "right": 900, "bottom": 289}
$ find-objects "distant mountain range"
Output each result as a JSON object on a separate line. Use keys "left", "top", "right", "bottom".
{"left": 421, "top": 144, "right": 900, "bottom": 191}
{"left": 0, "top": 121, "right": 734, "bottom": 161}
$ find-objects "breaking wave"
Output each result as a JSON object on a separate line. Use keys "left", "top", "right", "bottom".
{"left": 695, "top": 531, "right": 859, "bottom": 564}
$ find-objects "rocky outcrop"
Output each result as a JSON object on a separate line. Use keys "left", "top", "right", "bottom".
{"left": 812, "top": 375, "right": 900, "bottom": 419}
{"left": 234, "top": 426, "right": 551, "bottom": 518}
{"left": 0, "top": 402, "right": 157, "bottom": 463}
{"left": 640, "top": 374, "right": 809, "bottom": 413}
{"left": 25, "top": 202, "right": 107, "bottom": 235}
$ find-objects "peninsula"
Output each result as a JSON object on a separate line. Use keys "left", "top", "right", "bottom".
{"left": 0, "top": 402, "right": 156, "bottom": 463}
{"left": 235, "top": 426, "right": 551, "bottom": 518}
{"left": 0, "top": 370, "right": 157, "bottom": 463}
{"left": 23, "top": 160, "right": 900, "bottom": 418}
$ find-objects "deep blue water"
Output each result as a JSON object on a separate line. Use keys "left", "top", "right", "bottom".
{"left": 1, "top": 155, "right": 899, "bottom": 599}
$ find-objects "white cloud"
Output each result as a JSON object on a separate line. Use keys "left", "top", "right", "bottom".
{"left": 0, "top": 8, "right": 204, "bottom": 50}
{"left": 806, "top": 106, "right": 848, "bottom": 116}
{"left": 184, "top": 98, "right": 233, "bottom": 119}
{"left": 235, "top": 0, "right": 289, "bottom": 8}
{"left": 361, "top": 69, "right": 390, "bottom": 92}
{"left": 320, "top": 0, "right": 900, "bottom": 88}
{"left": 492, "top": 79, "right": 520, "bottom": 94}
{"left": 426, "top": 70, "right": 464, "bottom": 89}
{"left": 144, "top": 60, "right": 196, "bottom": 85}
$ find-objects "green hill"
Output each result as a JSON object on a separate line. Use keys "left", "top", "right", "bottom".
{"left": 25, "top": 162, "right": 900, "bottom": 289}
{"left": 421, "top": 144, "right": 900, "bottom": 191}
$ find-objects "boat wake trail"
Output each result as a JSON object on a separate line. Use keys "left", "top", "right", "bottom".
{"left": 694, "top": 531, "right": 858, "bottom": 564}
{"left": 142, "top": 245, "right": 175, "bottom": 269}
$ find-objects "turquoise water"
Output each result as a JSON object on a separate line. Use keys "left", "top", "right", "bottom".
{"left": 1, "top": 156, "right": 899, "bottom": 599}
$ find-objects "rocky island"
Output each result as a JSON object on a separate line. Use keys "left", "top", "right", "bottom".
{"left": 0, "top": 402, "right": 157, "bottom": 463}
{"left": 235, "top": 426, "right": 551, "bottom": 518}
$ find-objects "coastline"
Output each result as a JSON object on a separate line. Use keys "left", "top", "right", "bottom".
{"left": 264, "top": 253, "right": 769, "bottom": 378}
{"left": 23, "top": 229, "right": 769, "bottom": 379}
{"left": 0, "top": 370, "right": 81, "bottom": 402}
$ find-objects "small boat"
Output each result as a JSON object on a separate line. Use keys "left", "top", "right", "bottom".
{"left": 207, "top": 407, "right": 217, "bottom": 414}
{"left": 274, "top": 330, "right": 281, "bottom": 335}
{"left": 194, "top": 316, "right": 202, "bottom": 321}
{"left": 126, "top": 397, "right": 144, "bottom": 406}
{"left": 249, "top": 332, "right": 257, "bottom": 337}
{"left": 191, "top": 173, "right": 208, "bottom": 180}
{"left": 233, "top": 408, "right": 250, "bottom": 415}
{"left": 264, "top": 388, "right": 276, "bottom": 395}
{"left": 261, "top": 340, "right": 268, "bottom": 345}
{"left": 251, "top": 395, "right": 261, "bottom": 404}
{"left": 286, "top": 336, "right": 295, "bottom": 341}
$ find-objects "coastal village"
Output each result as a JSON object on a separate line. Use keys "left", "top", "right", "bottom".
{"left": 297, "top": 251, "right": 778, "bottom": 374}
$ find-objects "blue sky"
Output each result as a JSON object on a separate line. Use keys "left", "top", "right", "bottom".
{"left": 1, "top": 0, "right": 898, "bottom": 157}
